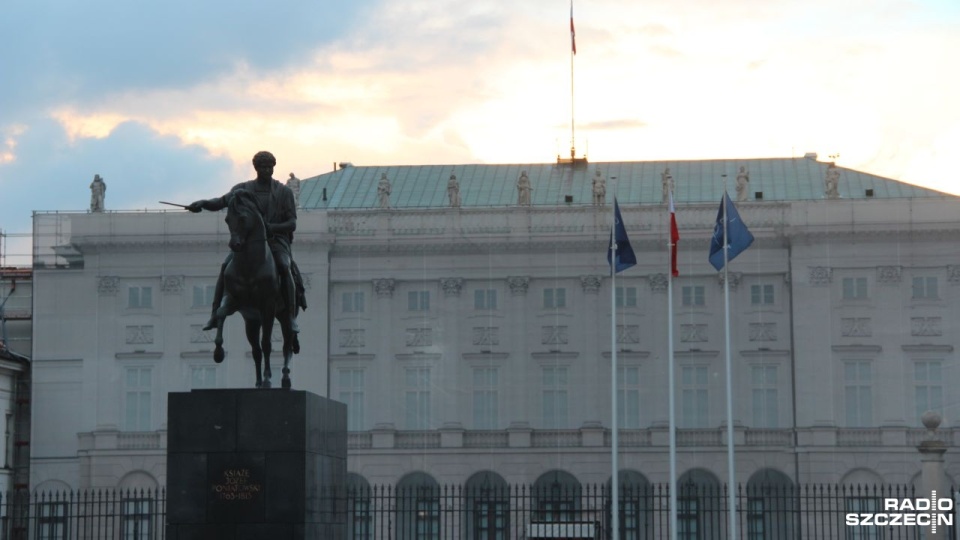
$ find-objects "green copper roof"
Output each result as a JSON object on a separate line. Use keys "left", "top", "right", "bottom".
{"left": 298, "top": 157, "right": 949, "bottom": 210}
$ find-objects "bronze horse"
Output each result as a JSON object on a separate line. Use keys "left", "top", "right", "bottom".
{"left": 212, "top": 190, "right": 299, "bottom": 388}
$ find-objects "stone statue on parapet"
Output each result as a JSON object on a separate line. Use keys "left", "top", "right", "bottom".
{"left": 447, "top": 173, "right": 461, "bottom": 208}
{"left": 90, "top": 174, "right": 106, "bottom": 212}
{"left": 824, "top": 164, "right": 840, "bottom": 199}
{"left": 377, "top": 173, "right": 392, "bottom": 209}
{"left": 735, "top": 166, "right": 750, "bottom": 202}
{"left": 517, "top": 171, "right": 532, "bottom": 206}
{"left": 592, "top": 168, "right": 606, "bottom": 206}
{"left": 661, "top": 167, "right": 674, "bottom": 204}
{"left": 287, "top": 172, "right": 301, "bottom": 207}
{"left": 185, "top": 151, "right": 307, "bottom": 388}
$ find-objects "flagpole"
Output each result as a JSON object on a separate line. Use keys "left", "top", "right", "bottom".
{"left": 569, "top": 0, "right": 576, "bottom": 160}
{"left": 610, "top": 196, "right": 620, "bottom": 540}
{"left": 722, "top": 182, "right": 738, "bottom": 539}
{"left": 667, "top": 192, "right": 678, "bottom": 540}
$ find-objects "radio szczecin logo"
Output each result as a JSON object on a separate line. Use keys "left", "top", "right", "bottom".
{"left": 846, "top": 492, "right": 953, "bottom": 531}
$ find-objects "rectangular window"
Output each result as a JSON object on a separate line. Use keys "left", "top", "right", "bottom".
{"left": 678, "top": 497, "right": 699, "bottom": 540}
{"left": 616, "top": 286, "right": 638, "bottom": 308}
{"left": 681, "top": 366, "right": 709, "bottom": 428}
{"left": 747, "top": 498, "right": 765, "bottom": 540}
{"left": 349, "top": 498, "right": 372, "bottom": 540}
{"left": 121, "top": 497, "right": 155, "bottom": 540}
{"left": 842, "top": 277, "right": 868, "bottom": 300}
{"left": 405, "top": 368, "right": 431, "bottom": 430}
{"left": 339, "top": 368, "right": 365, "bottom": 431}
{"left": 845, "top": 498, "right": 880, "bottom": 540}
{"left": 472, "top": 367, "right": 499, "bottom": 429}
{"left": 407, "top": 291, "right": 430, "bottom": 312}
{"left": 415, "top": 498, "right": 441, "bottom": 540}
{"left": 844, "top": 361, "right": 873, "bottom": 427}
{"left": 190, "top": 366, "right": 217, "bottom": 390}
{"left": 474, "top": 500, "right": 509, "bottom": 540}
{"left": 343, "top": 291, "right": 365, "bottom": 313}
{"left": 681, "top": 286, "right": 705, "bottom": 307}
{"left": 474, "top": 289, "right": 497, "bottom": 310}
{"left": 192, "top": 285, "right": 215, "bottom": 308}
{"left": 750, "top": 284, "right": 774, "bottom": 305}
{"left": 124, "top": 367, "right": 152, "bottom": 431}
{"left": 543, "top": 288, "right": 566, "bottom": 309}
{"left": 37, "top": 502, "right": 69, "bottom": 540}
{"left": 751, "top": 365, "right": 778, "bottom": 428}
{"left": 128, "top": 286, "right": 153, "bottom": 309}
{"left": 912, "top": 276, "right": 938, "bottom": 300}
{"left": 915, "top": 360, "right": 944, "bottom": 424}
{"left": 617, "top": 365, "right": 641, "bottom": 429}
{"left": 542, "top": 366, "right": 569, "bottom": 428}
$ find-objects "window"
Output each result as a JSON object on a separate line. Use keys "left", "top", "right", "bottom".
{"left": 616, "top": 286, "right": 637, "bottom": 308}
{"left": 682, "top": 286, "right": 705, "bottom": 307}
{"left": 339, "top": 369, "right": 365, "bottom": 431}
{"left": 192, "top": 285, "right": 215, "bottom": 308}
{"left": 543, "top": 288, "right": 566, "bottom": 309}
{"left": 122, "top": 497, "right": 155, "bottom": 540}
{"left": 750, "top": 284, "right": 774, "bottom": 305}
{"left": 844, "top": 361, "right": 872, "bottom": 427}
{"left": 845, "top": 497, "right": 880, "bottom": 540}
{"left": 542, "top": 367, "right": 568, "bottom": 428}
{"left": 474, "top": 289, "right": 497, "bottom": 310}
{"left": 842, "top": 277, "right": 868, "bottom": 300}
{"left": 124, "top": 367, "right": 152, "bottom": 431}
{"left": 915, "top": 361, "right": 943, "bottom": 424}
{"left": 128, "top": 286, "right": 153, "bottom": 309}
{"left": 617, "top": 365, "right": 641, "bottom": 429}
{"left": 473, "top": 367, "right": 499, "bottom": 429}
{"left": 681, "top": 366, "right": 709, "bottom": 428}
{"left": 747, "top": 498, "right": 765, "bottom": 540}
{"left": 912, "top": 276, "right": 938, "bottom": 300}
{"left": 343, "top": 291, "right": 365, "bottom": 313}
{"left": 405, "top": 368, "right": 431, "bottom": 429}
{"left": 474, "top": 500, "right": 508, "bottom": 540}
{"left": 190, "top": 366, "right": 217, "bottom": 389}
{"left": 37, "top": 502, "right": 69, "bottom": 540}
{"left": 408, "top": 291, "right": 430, "bottom": 312}
{"left": 349, "top": 497, "right": 372, "bottom": 540}
{"left": 415, "top": 496, "right": 441, "bottom": 540}
{"left": 678, "top": 497, "right": 699, "bottom": 540}
{"left": 751, "top": 365, "right": 778, "bottom": 428}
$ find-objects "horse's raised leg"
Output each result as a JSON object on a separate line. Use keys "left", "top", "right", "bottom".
{"left": 279, "top": 315, "right": 295, "bottom": 390}
{"left": 244, "top": 317, "right": 263, "bottom": 388}
{"left": 261, "top": 312, "right": 275, "bottom": 389}
{"left": 212, "top": 298, "right": 236, "bottom": 364}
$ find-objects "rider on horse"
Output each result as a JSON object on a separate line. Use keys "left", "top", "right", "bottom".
{"left": 186, "top": 151, "right": 306, "bottom": 333}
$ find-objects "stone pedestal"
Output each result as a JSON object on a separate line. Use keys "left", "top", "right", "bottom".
{"left": 166, "top": 389, "right": 347, "bottom": 540}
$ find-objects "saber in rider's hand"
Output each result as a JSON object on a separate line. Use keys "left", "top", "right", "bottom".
{"left": 159, "top": 201, "right": 189, "bottom": 208}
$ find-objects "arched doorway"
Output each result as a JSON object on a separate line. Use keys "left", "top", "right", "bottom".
{"left": 464, "top": 471, "right": 509, "bottom": 540}
{"left": 746, "top": 468, "right": 795, "bottom": 539}
{"left": 396, "top": 472, "right": 440, "bottom": 539}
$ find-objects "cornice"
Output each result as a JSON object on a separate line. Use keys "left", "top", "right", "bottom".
{"left": 462, "top": 352, "right": 510, "bottom": 362}
{"left": 329, "top": 353, "right": 376, "bottom": 362}
{"left": 395, "top": 353, "right": 442, "bottom": 362}
{"left": 831, "top": 344, "right": 882, "bottom": 354}
{"left": 740, "top": 349, "right": 791, "bottom": 358}
{"left": 600, "top": 351, "right": 651, "bottom": 360}
{"left": 901, "top": 344, "right": 954, "bottom": 353}
{"left": 116, "top": 352, "right": 163, "bottom": 360}
{"left": 531, "top": 351, "right": 580, "bottom": 361}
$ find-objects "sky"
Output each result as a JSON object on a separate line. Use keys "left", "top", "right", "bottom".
{"left": 1, "top": 0, "right": 958, "bottom": 264}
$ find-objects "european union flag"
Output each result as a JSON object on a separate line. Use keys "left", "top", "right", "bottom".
{"left": 708, "top": 192, "right": 754, "bottom": 271}
{"left": 607, "top": 198, "right": 637, "bottom": 274}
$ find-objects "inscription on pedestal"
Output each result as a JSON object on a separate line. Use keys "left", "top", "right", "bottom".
{"left": 211, "top": 468, "right": 262, "bottom": 501}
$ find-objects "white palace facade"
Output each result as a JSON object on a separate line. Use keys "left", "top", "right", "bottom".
{"left": 27, "top": 155, "right": 960, "bottom": 496}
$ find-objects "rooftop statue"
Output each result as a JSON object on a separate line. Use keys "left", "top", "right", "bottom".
{"left": 592, "top": 168, "right": 606, "bottom": 206}
{"left": 735, "top": 166, "right": 750, "bottom": 202}
{"left": 186, "top": 151, "right": 306, "bottom": 388}
{"left": 287, "top": 172, "right": 301, "bottom": 208}
{"left": 90, "top": 174, "right": 106, "bottom": 212}
{"left": 517, "top": 171, "right": 532, "bottom": 206}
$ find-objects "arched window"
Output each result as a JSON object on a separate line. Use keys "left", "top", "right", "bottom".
{"left": 606, "top": 470, "right": 651, "bottom": 540}
{"left": 396, "top": 472, "right": 440, "bottom": 540}
{"left": 677, "top": 468, "right": 721, "bottom": 540}
{"left": 465, "top": 471, "right": 509, "bottom": 540}
{"left": 346, "top": 473, "right": 372, "bottom": 540}
{"left": 532, "top": 470, "right": 581, "bottom": 523}
{"left": 746, "top": 468, "right": 795, "bottom": 540}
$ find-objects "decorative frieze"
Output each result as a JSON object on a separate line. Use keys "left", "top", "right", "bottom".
{"left": 406, "top": 328, "right": 433, "bottom": 347}
{"left": 716, "top": 272, "right": 742, "bottom": 290}
{"left": 911, "top": 317, "right": 942, "bottom": 337}
{"left": 161, "top": 275, "right": 184, "bottom": 293}
{"left": 841, "top": 318, "right": 872, "bottom": 337}
{"left": 189, "top": 325, "right": 215, "bottom": 344}
{"left": 680, "top": 324, "right": 708, "bottom": 343}
{"left": 876, "top": 266, "right": 902, "bottom": 285}
{"left": 748, "top": 323, "right": 777, "bottom": 342}
{"left": 439, "top": 278, "right": 464, "bottom": 297}
{"left": 808, "top": 267, "right": 832, "bottom": 286}
{"left": 339, "top": 329, "right": 366, "bottom": 348}
{"left": 473, "top": 327, "right": 500, "bottom": 346}
{"left": 579, "top": 275, "right": 602, "bottom": 294}
{"left": 648, "top": 273, "right": 668, "bottom": 292}
{"left": 372, "top": 279, "right": 395, "bottom": 298}
{"left": 125, "top": 325, "right": 154, "bottom": 345}
{"left": 541, "top": 326, "right": 569, "bottom": 345}
{"left": 98, "top": 276, "right": 120, "bottom": 295}
{"left": 507, "top": 276, "right": 530, "bottom": 296}
{"left": 617, "top": 325, "right": 640, "bottom": 344}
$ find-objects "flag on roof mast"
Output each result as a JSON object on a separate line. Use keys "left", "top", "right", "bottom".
{"left": 608, "top": 198, "right": 636, "bottom": 274}
{"left": 570, "top": 0, "right": 577, "bottom": 54}
{"left": 708, "top": 192, "right": 754, "bottom": 271}
{"left": 670, "top": 191, "right": 680, "bottom": 277}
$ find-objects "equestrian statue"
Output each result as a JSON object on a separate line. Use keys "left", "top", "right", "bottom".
{"left": 185, "top": 151, "right": 307, "bottom": 389}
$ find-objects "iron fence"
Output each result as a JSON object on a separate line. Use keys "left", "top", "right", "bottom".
{"left": 0, "top": 484, "right": 954, "bottom": 539}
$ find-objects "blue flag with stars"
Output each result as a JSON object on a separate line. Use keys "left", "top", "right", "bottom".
{"left": 607, "top": 198, "right": 637, "bottom": 274}
{"left": 709, "top": 192, "right": 754, "bottom": 271}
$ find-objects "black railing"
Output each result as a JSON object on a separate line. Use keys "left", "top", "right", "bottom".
{"left": 0, "top": 484, "right": 953, "bottom": 539}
